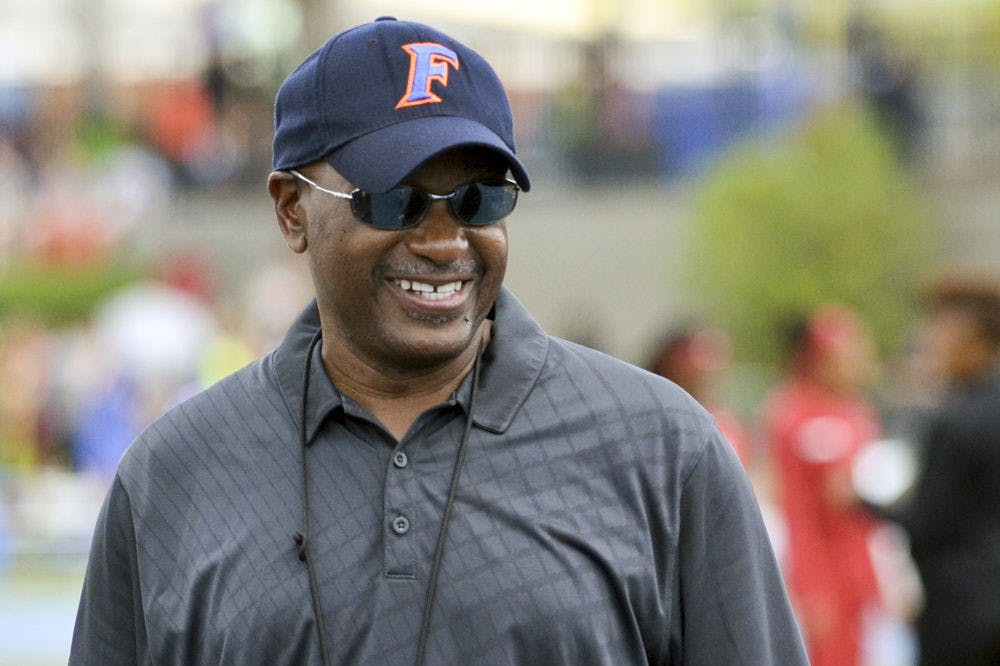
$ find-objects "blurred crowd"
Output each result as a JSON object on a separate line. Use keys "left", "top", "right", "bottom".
{"left": 644, "top": 273, "right": 1000, "bottom": 666}
{"left": 0, "top": 58, "right": 317, "bottom": 568}
{"left": 0, "top": 250, "right": 314, "bottom": 563}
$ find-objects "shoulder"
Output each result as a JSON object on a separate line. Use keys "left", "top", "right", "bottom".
{"left": 116, "top": 353, "right": 290, "bottom": 485}
{"left": 534, "top": 336, "right": 727, "bottom": 472}
{"left": 534, "top": 345, "right": 762, "bottom": 541}
{"left": 547, "top": 337, "right": 708, "bottom": 416}
{"left": 490, "top": 288, "right": 708, "bottom": 429}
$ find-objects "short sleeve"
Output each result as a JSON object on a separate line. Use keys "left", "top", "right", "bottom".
{"left": 669, "top": 428, "right": 808, "bottom": 664}
{"left": 70, "top": 474, "right": 148, "bottom": 665}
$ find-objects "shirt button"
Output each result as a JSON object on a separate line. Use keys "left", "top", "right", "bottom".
{"left": 391, "top": 515, "right": 410, "bottom": 535}
{"left": 393, "top": 451, "right": 409, "bottom": 469}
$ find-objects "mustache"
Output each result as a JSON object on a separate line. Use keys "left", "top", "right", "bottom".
{"left": 378, "top": 259, "right": 482, "bottom": 279}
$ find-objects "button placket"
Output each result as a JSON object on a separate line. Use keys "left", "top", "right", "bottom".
{"left": 384, "top": 446, "right": 416, "bottom": 578}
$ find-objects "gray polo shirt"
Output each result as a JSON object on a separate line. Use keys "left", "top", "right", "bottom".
{"left": 71, "top": 288, "right": 806, "bottom": 665}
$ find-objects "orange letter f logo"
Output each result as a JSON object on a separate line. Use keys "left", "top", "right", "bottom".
{"left": 396, "top": 42, "right": 460, "bottom": 109}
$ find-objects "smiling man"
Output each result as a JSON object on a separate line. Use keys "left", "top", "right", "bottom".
{"left": 270, "top": 147, "right": 512, "bottom": 440}
{"left": 71, "top": 18, "right": 806, "bottom": 666}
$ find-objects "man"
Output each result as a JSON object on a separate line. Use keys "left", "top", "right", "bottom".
{"left": 892, "top": 274, "right": 1000, "bottom": 665}
{"left": 763, "top": 305, "right": 882, "bottom": 666}
{"left": 71, "top": 18, "right": 806, "bottom": 665}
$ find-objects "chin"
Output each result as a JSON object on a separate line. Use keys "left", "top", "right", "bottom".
{"left": 383, "top": 326, "right": 478, "bottom": 370}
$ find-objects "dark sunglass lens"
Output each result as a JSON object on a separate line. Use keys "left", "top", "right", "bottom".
{"left": 401, "top": 188, "right": 429, "bottom": 227}
{"left": 358, "top": 183, "right": 515, "bottom": 229}
{"left": 351, "top": 191, "right": 373, "bottom": 225}
{"left": 452, "top": 183, "right": 483, "bottom": 223}
{"left": 364, "top": 188, "right": 425, "bottom": 229}
{"left": 457, "top": 183, "right": 517, "bottom": 225}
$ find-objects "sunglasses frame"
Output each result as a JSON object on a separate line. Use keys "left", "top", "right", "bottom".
{"left": 288, "top": 169, "right": 518, "bottom": 230}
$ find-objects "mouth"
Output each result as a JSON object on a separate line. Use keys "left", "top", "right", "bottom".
{"left": 391, "top": 278, "right": 468, "bottom": 301}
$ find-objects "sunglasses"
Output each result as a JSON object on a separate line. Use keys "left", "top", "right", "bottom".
{"left": 289, "top": 170, "right": 519, "bottom": 230}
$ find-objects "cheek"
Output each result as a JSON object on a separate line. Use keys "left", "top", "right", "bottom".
{"left": 309, "top": 226, "right": 391, "bottom": 305}
{"left": 472, "top": 225, "right": 508, "bottom": 271}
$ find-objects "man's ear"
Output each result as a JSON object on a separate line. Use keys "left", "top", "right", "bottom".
{"left": 268, "top": 171, "right": 308, "bottom": 254}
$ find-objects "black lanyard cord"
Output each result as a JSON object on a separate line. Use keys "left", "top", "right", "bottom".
{"left": 295, "top": 328, "right": 332, "bottom": 666}
{"left": 415, "top": 340, "right": 483, "bottom": 666}
{"left": 296, "top": 329, "right": 483, "bottom": 666}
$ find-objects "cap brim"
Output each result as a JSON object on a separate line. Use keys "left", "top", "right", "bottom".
{"left": 326, "top": 116, "right": 531, "bottom": 193}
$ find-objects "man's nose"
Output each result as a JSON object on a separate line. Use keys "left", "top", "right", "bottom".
{"left": 405, "top": 200, "right": 468, "bottom": 264}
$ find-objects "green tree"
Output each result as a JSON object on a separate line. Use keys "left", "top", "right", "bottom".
{"left": 686, "top": 104, "right": 932, "bottom": 365}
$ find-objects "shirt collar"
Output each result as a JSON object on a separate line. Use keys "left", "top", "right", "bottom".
{"left": 270, "top": 299, "right": 342, "bottom": 446}
{"left": 467, "top": 288, "right": 549, "bottom": 432}
{"left": 271, "top": 287, "right": 549, "bottom": 442}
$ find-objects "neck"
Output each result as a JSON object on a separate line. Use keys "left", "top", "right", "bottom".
{"left": 320, "top": 324, "right": 489, "bottom": 440}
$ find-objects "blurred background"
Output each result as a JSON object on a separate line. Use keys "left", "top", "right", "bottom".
{"left": 1, "top": 0, "right": 998, "bottom": 663}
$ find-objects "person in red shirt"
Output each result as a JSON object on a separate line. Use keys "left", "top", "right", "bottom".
{"left": 763, "top": 305, "right": 882, "bottom": 666}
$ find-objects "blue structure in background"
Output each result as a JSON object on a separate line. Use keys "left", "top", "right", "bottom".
{"left": 71, "top": 377, "right": 142, "bottom": 481}
{"left": 652, "top": 71, "right": 809, "bottom": 178}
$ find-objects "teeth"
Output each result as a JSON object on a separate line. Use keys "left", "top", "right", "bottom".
{"left": 435, "top": 281, "right": 462, "bottom": 294}
{"left": 394, "top": 279, "right": 464, "bottom": 298}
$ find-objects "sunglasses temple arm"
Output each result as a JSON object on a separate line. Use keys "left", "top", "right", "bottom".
{"left": 289, "top": 170, "right": 354, "bottom": 200}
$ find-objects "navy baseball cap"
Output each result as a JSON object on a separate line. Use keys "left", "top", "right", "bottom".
{"left": 273, "top": 17, "right": 530, "bottom": 193}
